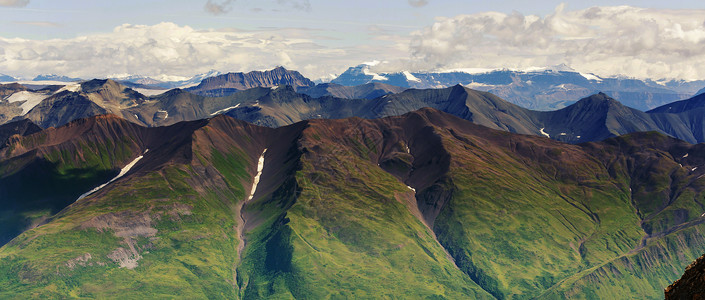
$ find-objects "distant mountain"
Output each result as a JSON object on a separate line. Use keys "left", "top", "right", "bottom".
{"left": 331, "top": 64, "right": 704, "bottom": 111}
{"left": 112, "top": 70, "right": 223, "bottom": 90}
{"left": 222, "top": 85, "right": 667, "bottom": 143}
{"left": 647, "top": 93, "right": 705, "bottom": 114}
{"left": 0, "top": 74, "right": 17, "bottom": 82}
{"left": 163, "top": 69, "right": 221, "bottom": 89}
{"left": 297, "top": 82, "right": 406, "bottom": 99}
{"left": 541, "top": 92, "right": 661, "bottom": 143}
{"left": 110, "top": 75, "right": 164, "bottom": 86}
{"left": 694, "top": 86, "right": 705, "bottom": 97}
{"left": 33, "top": 74, "right": 82, "bottom": 82}
{"left": 1, "top": 110, "right": 704, "bottom": 298}
{"left": 186, "top": 67, "right": 314, "bottom": 97}
{"left": 24, "top": 79, "right": 146, "bottom": 128}
{"left": 218, "top": 85, "right": 705, "bottom": 144}
{"left": 9, "top": 76, "right": 705, "bottom": 145}
{"left": 0, "top": 83, "right": 27, "bottom": 97}
{"left": 0, "top": 83, "right": 49, "bottom": 124}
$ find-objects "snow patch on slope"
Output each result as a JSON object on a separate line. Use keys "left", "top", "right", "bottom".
{"left": 55, "top": 83, "right": 81, "bottom": 93}
{"left": 77, "top": 150, "right": 148, "bottom": 201}
{"left": 462, "top": 82, "right": 496, "bottom": 89}
{"left": 210, "top": 103, "right": 241, "bottom": 116}
{"left": 403, "top": 71, "right": 421, "bottom": 82}
{"left": 6, "top": 91, "right": 50, "bottom": 114}
{"left": 134, "top": 88, "right": 168, "bottom": 96}
{"left": 363, "top": 67, "right": 388, "bottom": 81}
{"left": 539, "top": 128, "right": 550, "bottom": 138}
{"left": 248, "top": 149, "right": 267, "bottom": 201}
{"left": 579, "top": 72, "right": 603, "bottom": 82}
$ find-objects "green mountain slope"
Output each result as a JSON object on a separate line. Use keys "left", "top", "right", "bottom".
{"left": 1, "top": 110, "right": 704, "bottom": 298}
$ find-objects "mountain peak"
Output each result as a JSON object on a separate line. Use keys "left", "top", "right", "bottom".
{"left": 33, "top": 74, "right": 82, "bottom": 82}
{"left": 576, "top": 92, "right": 621, "bottom": 106}
{"left": 80, "top": 78, "right": 122, "bottom": 92}
{"left": 545, "top": 63, "right": 575, "bottom": 72}
{"left": 186, "top": 67, "right": 314, "bottom": 97}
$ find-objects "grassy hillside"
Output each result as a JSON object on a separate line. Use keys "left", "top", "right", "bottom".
{"left": 1, "top": 111, "right": 704, "bottom": 299}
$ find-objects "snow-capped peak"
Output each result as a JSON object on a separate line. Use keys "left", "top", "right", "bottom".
{"left": 190, "top": 69, "right": 221, "bottom": 81}
{"left": 361, "top": 65, "right": 388, "bottom": 81}
{"left": 440, "top": 67, "right": 497, "bottom": 74}
{"left": 545, "top": 63, "right": 575, "bottom": 72}
{"left": 152, "top": 74, "right": 191, "bottom": 82}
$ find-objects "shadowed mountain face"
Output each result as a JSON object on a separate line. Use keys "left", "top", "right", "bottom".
{"left": 221, "top": 87, "right": 705, "bottom": 144}
{"left": 666, "top": 253, "right": 705, "bottom": 299}
{"left": 221, "top": 86, "right": 668, "bottom": 144}
{"left": 0, "top": 119, "right": 41, "bottom": 144}
{"left": 1, "top": 110, "right": 704, "bottom": 298}
{"left": 0, "top": 83, "right": 27, "bottom": 98}
{"left": 297, "top": 82, "right": 407, "bottom": 99}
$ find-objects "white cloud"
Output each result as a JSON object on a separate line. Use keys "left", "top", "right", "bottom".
{"left": 0, "top": 0, "right": 28, "bottom": 7}
{"left": 405, "top": 5, "right": 705, "bottom": 80}
{"left": 0, "top": 22, "right": 365, "bottom": 80}
{"left": 2, "top": 5, "right": 701, "bottom": 82}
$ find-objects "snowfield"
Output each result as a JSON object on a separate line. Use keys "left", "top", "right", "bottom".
{"left": 210, "top": 103, "right": 241, "bottom": 116}
{"left": 403, "top": 71, "right": 421, "bottom": 82}
{"left": 6, "top": 91, "right": 50, "bottom": 114}
{"left": 76, "top": 150, "right": 148, "bottom": 201}
{"left": 55, "top": 83, "right": 81, "bottom": 93}
{"left": 248, "top": 149, "right": 267, "bottom": 201}
{"left": 539, "top": 128, "right": 550, "bottom": 138}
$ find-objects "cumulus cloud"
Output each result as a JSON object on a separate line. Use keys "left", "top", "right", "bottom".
{"left": 408, "top": 0, "right": 428, "bottom": 8}
{"left": 0, "top": 22, "right": 362, "bottom": 80}
{"left": 0, "top": 0, "right": 28, "bottom": 7}
{"left": 406, "top": 5, "right": 705, "bottom": 80}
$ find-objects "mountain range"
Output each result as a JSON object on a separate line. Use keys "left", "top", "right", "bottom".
{"left": 112, "top": 70, "right": 223, "bottom": 90}
{"left": 331, "top": 63, "right": 705, "bottom": 111}
{"left": 2, "top": 66, "right": 705, "bottom": 297}
{"left": 7, "top": 74, "right": 705, "bottom": 146}
{"left": 32, "top": 74, "right": 82, "bottom": 82}
{"left": 1, "top": 108, "right": 704, "bottom": 298}
{"left": 7, "top": 64, "right": 704, "bottom": 113}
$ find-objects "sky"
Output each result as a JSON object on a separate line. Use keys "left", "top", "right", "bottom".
{"left": 0, "top": 0, "right": 704, "bottom": 81}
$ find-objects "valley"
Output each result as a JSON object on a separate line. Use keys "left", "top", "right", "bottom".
{"left": 1, "top": 109, "right": 704, "bottom": 298}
